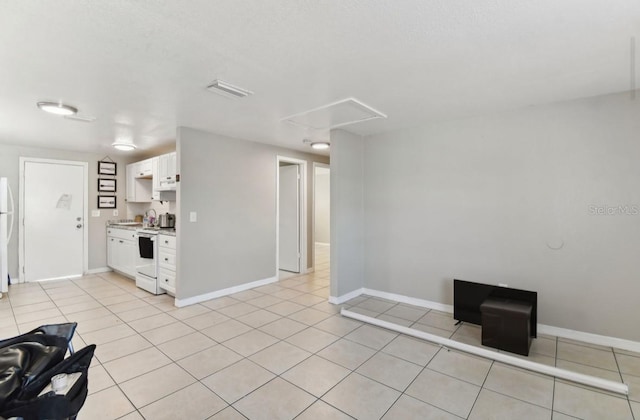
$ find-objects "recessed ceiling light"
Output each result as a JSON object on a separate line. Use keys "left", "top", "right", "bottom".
{"left": 37, "top": 101, "right": 78, "bottom": 116}
{"left": 112, "top": 142, "right": 137, "bottom": 151}
{"left": 310, "top": 142, "right": 330, "bottom": 150}
{"left": 206, "top": 79, "right": 253, "bottom": 98}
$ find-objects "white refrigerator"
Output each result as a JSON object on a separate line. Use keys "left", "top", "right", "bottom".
{"left": 0, "top": 177, "right": 15, "bottom": 295}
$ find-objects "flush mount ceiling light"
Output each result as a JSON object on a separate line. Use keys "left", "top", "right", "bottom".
{"left": 303, "top": 139, "right": 330, "bottom": 150}
{"left": 206, "top": 79, "right": 254, "bottom": 98}
{"left": 37, "top": 101, "right": 78, "bottom": 116}
{"left": 311, "top": 142, "right": 330, "bottom": 150}
{"left": 112, "top": 142, "right": 137, "bottom": 151}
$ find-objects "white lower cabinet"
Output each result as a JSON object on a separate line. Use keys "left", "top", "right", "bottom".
{"left": 158, "top": 234, "right": 176, "bottom": 294}
{"left": 107, "top": 228, "right": 137, "bottom": 278}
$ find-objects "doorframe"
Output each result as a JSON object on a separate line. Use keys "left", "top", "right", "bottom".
{"left": 311, "top": 162, "right": 330, "bottom": 272}
{"left": 18, "top": 157, "right": 89, "bottom": 282}
{"left": 276, "top": 155, "right": 307, "bottom": 276}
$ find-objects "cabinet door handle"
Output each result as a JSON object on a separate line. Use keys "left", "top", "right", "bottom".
{"left": 164, "top": 240, "right": 169, "bottom": 244}
{"left": 119, "top": 240, "right": 123, "bottom": 243}
{"left": 164, "top": 257, "right": 169, "bottom": 261}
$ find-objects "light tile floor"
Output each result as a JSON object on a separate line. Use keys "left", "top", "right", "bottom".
{"left": 0, "top": 244, "right": 637, "bottom": 419}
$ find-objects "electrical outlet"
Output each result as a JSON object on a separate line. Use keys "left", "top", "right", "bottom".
{"left": 91, "top": 210, "right": 100, "bottom": 217}
{"left": 113, "top": 209, "right": 119, "bottom": 216}
{"left": 190, "top": 211, "right": 197, "bottom": 222}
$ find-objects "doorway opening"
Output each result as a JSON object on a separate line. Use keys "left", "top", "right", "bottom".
{"left": 313, "top": 163, "right": 330, "bottom": 276}
{"left": 19, "top": 158, "right": 88, "bottom": 282}
{"left": 276, "top": 157, "right": 307, "bottom": 280}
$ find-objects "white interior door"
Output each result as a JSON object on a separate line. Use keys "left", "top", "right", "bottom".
{"left": 23, "top": 160, "right": 86, "bottom": 281}
{"left": 279, "top": 164, "right": 300, "bottom": 273}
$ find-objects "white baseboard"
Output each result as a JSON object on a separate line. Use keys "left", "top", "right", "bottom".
{"left": 331, "top": 287, "right": 640, "bottom": 354}
{"left": 362, "top": 288, "right": 454, "bottom": 313}
{"left": 329, "top": 288, "right": 364, "bottom": 304}
{"left": 86, "top": 267, "right": 112, "bottom": 274}
{"left": 315, "top": 242, "right": 330, "bottom": 246}
{"left": 175, "top": 276, "right": 278, "bottom": 307}
{"left": 538, "top": 324, "right": 640, "bottom": 354}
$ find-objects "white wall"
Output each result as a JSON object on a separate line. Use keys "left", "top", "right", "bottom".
{"left": 348, "top": 92, "right": 640, "bottom": 341}
{"left": 314, "top": 167, "right": 330, "bottom": 244}
{"left": 176, "top": 127, "right": 329, "bottom": 301}
{"left": 0, "top": 144, "right": 130, "bottom": 278}
{"left": 127, "top": 201, "right": 176, "bottom": 222}
{"left": 330, "top": 130, "right": 365, "bottom": 299}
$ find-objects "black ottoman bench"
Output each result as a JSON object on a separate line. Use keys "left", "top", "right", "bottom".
{"left": 480, "top": 297, "right": 533, "bottom": 356}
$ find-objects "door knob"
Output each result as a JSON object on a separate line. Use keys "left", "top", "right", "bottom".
{"left": 76, "top": 217, "right": 82, "bottom": 221}
{"left": 76, "top": 224, "right": 82, "bottom": 229}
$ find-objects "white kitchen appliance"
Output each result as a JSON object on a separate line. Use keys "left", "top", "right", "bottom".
{"left": 1, "top": 177, "right": 15, "bottom": 296}
{"left": 135, "top": 229, "right": 164, "bottom": 295}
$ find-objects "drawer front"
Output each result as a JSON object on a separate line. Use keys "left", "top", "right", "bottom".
{"left": 158, "top": 234, "right": 176, "bottom": 249}
{"left": 159, "top": 248, "right": 176, "bottom": 270}
{"left": 107, "top": 228, "right": 137, "bottom": 241}
{"left": 158, "top": 268, "right": 176, "bottom": 288}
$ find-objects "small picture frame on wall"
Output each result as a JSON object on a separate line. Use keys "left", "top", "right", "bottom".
{"left": 98, "top": 161, "right": 117, "bottom": 176}
{"left": 97, "top": 195, "right": 116, "bottom": 209}
{"left": 98, "top": 178, "right": 116, "bottom": 192}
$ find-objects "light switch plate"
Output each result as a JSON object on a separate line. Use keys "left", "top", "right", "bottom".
{"left": 190, "top": 211, "right": 197, "bottom": 222}
{"left": 91, "top": 210, "right": 100, "bottom": 217}
{"left": 113, "top": 209, "right": 119, "bottom": 216}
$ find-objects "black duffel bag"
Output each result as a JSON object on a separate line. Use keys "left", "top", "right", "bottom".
{"left": 0, "top": 345, "right": 95, "bottom": 420}
{"left": 0, "top": 323, "right": 95, "bottom": 420}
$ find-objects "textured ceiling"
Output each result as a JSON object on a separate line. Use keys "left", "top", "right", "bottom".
{"left": 0, "top": 0, "right": 638, "bottom": 156}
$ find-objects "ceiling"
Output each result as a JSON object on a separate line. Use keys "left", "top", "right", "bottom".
{"left": 0, "top": 1, "right": 638, "bottom": 157}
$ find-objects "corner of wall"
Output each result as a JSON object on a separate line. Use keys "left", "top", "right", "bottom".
{"left": 329, "top": 129, "right": 366, "bottom": 298}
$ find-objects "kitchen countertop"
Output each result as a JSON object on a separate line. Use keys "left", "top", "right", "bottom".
{"left": 106, "top": 224, "right": 141, "bottom": 231}
{"left": 106, "top": 224, "right": 176, "bottom": 235}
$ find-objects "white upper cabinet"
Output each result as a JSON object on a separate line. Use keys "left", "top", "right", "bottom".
{"left": 157, "top": 152, "right": 177, "bottom": 191}
{"left": 135, "top": 159, "right": 153, "bottom": 178}
{"left": 151, "top": 153, "right": 176, "bottom": 201}
{"left": 126, "top": 162, "right": 152, "bottom": 202}
{"left": 127, "top": 152, "right": 176, "bottom": 202}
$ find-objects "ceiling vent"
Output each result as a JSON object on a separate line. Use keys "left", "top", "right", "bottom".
{"left": 281, "top": 97, "right": 387, "bottom": 130}
{"left": 206, "top": 79, "right": 254, "bottom": 99}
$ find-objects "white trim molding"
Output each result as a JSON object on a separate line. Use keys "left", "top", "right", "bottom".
{"left": 331, "top": 287, "right": 640, "bottom": 354}
{"left": 329, "top": 287, "right": 364, "bottom": 304}
{"left": 276, "top": 155, "right": 308, "bottom": 277}
{"left": 538, "top": 324, "right": 640, "bottom": 354}
{"left": 362, "top": 288, "right": 454, "bottom": 313}
{"left": 86, "top": 267, "right": 112, "bottom": 274}
{"left": 175, "top": 276, "right": 278, "bottom": 307}
{"left": 341, "top": 309, "right": 629, "bottom": 396}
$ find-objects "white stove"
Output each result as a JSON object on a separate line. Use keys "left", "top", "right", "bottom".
{"left": 135, "top": 229, "right": 164, "bottom": 295}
